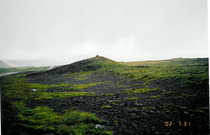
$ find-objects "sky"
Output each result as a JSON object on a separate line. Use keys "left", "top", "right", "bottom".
{"left": 0, "top": 0, "right": 208, "bottom": 66}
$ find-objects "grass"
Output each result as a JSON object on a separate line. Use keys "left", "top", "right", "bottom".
{"left": 17, "top": 106, "right": 107, "bottom": 134}
{"left": 159, "top": 103, "right": 201, "bottom": 114}
{"left": 102, "top": 105, "right": 111, "bottom": 109}
{"left": 199, "top": 107, "right": 209, "bottom": 110}
{"left": 107, "top": 93, "right": 114, "bottom": 96}
{"left": 109, "top": 100, "right": 116, "bottom": 105}
{"left": 141, "top": 107, "right": 155, "bottom": 110}
{"left": 1, "top": 56, "right": 208, "bottom": 134}
{"left": 76, "top": 78, "right": 87, "bottom": 81}
{"left": 128, "top": 87, "right": 150, "bottom": 93}
{"left": 194, "top": 107, "right": 209, "bottom": 114}
{"left": 175, "top": 93, "right": 198, "bottom": 98}
{"left": 66, "top": 71, "right": 93, "bottom": 77}
{"left": 131, "top": 113, "right": 136, "bottom": 117}
{"left": 2, "top": 75, "right": 33, "bottom": 100}
{"left": 127, "top": 97, "right": 139, "bottom": 100}
{"left": 162, "top": 91, "right": 173, "bottom": 96}
{"left": 93, "top": 58, "right": 127, "bottom": 71}
{"left": 114, "top": 120, "right": 118, "bottom": 123}
{"left": 125, "top": 87, "right": 152, "bottom": 94}
{"left": 173, "top": 110, "right": 178, "bottom": 113}
{"left": 152, "top": 88, "right": 160, "bottom": 91}
{"left": 34, "top": 92, "right": 96, "bottom": 100}
{"left": 194, "top": 110, "right": 205, "bottom": 113}
{"left": 29, "top": 82, "right": 103, "bottom": 91}
{"left": 2, "top": 75, "right": 112, "bottom": 134}
{"left": 159, "top": 103, "right": 174, "bottom": 108}
{"left": 151, "top": 95, "right": 161, "bottom": 98}
{"left": 97, "top": 57, "right": 208, "bottom": 85}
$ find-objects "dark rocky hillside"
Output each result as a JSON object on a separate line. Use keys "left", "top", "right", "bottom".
{"left": 1, "top": 56, "right": 209, "bottom": 135}
{"left": 26, "top": 56, "right": 110, "bottom": 77}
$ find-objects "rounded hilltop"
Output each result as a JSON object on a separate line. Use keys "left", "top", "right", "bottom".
{"left": 25, "top": 55, "right": 119, "bottom": 77}
{"left": 88, "top": 55, "right": 116, "bottom": 62}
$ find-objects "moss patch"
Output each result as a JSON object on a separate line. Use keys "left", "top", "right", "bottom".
{"left": 151, "top": 95, "right": 161, "bottom": 98}
{"left": 29, "top": 82, "right": 103, "bottom": 91}
{"left": 175, "top": 93, "right": 198, "bottom": 98}
{"left": 102, "top": 105, "right": 111, "bottom": 109}
{"left": 17, "top": 106, "right": 106, "bottom": 134}
{"left": 127, "top": 97, "right": 139, "bottom": 100}
{"left": 125, "top": 87, "right": 150, "bottom": 94}
{"left": 2, "top": 75, "right": 111, "bottom": 134}
{"left": 34, "top": 92, "right": 96, "bottom": 100}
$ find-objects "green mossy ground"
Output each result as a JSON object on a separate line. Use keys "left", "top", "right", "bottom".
{"left": 2, "top": 75, "right": 111, "bottom": 135}
{"left": 29, "top": 82, "right": 103, "bottom": 91}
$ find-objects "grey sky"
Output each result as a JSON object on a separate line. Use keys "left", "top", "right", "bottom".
{"left": 0, "top": 0, "right": 208, "bottom": 65}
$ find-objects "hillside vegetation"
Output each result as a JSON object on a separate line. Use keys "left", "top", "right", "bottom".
{"left": 1, "top": 56, "right": 209, "bottom": 135}
{"left": 0, "top": 66, "right": 50, "bottom": 74}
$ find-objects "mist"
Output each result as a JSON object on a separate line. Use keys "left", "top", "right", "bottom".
{"left": 0, "top": 0, "right": 208, "bottom": 67}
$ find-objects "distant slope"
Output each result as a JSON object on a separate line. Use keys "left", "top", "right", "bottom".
{"left": 0, "top": 59, "right": 56, "bottom": 67}
{"left": 0, "top": 60, "right": 14, "bottom": 68}
{"left": 120, "top": 58, "right": 209, "bottom": 67}
{"left": 0, "top": 59, "right": 58, "bottom": 73}
{"left": 0, "top": 66, "right": 50, "bottom": 74}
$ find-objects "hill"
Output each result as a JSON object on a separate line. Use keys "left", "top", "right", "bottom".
{"left": 1, "top": 56, "right": 209, "bottom": 135}
{"left": 0, "top": 66, "right": 51, "bottom": 74}
{"left": 26, "top": 56, "right": 122, "bottom": 76}
{"left": 0, "top": 60, "right": 13, "bottom": 68}
{"left": 120, "top": 57, "right": 208, "bottom": 67}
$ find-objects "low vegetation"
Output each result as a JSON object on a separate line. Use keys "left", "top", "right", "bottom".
{"left": 127, "top": 97, "right": 139, "bottom": 100}
{"left": 109, "top": 100, "right": 116, "bottom": 105}
{"left": 96, "top": 57, "right": 208, "bottom": 85}
{"left": 2, "top": 75, "right": 111, "bottom": 134}
{"left": 102, "top": 105, "right": 111, "bottom": 109}
{"left": 1, "top": 56, "right": 208, "bottom": 134}
{"left": 162, "top": 91, "right": 173, "bottom": 96}
{"left": 0, "top": 66, "right": 50, "bottom": 74}
{"left": 175, "top": 93, "right": 198, "bottom": 98}
{"left": 125, "top": 87, "right": 153, "bottom": 94}
{"left": 17, "top": 106, "right": 106, "bottom": 134}
{"left": 141, "top": 107, "right": 156, "bottom": 110}
{"left": 29, "top": 82, "right": 103, "bottom": 91}
{"left": 151, "top": 95, "right": 161, "bottom": 98}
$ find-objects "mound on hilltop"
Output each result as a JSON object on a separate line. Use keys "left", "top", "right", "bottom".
{"left": 26, "top": 56, "right": 119, "bottom": 77}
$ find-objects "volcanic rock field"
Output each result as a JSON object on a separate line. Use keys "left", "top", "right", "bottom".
{"left": 1, "top": 56, "right": 209, "bottom": 135}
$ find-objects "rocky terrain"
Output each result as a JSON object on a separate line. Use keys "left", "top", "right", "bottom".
{"left": 1, "top": 56, "right": 209, "bottom": 135}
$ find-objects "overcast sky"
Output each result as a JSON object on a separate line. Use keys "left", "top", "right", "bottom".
{"left": 0, "top": 0, "right": 208, "bottom": 65}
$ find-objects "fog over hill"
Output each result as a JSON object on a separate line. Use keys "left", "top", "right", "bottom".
{"left": 1, "top": 56, "right": 209, "bottom": 68}
{"left": 0, "top": 59, "right": 59, "bottom": 67}
{"left": 0, "top": 0, "right": 208, "bottom": 64}
{"left": 0, "top": 61, "right": 11, "bottom": 68}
